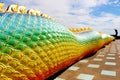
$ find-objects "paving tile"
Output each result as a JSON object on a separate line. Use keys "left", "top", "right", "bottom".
{"left": 105, "top": 62, "right": 116, "bottom": 66}
{"left": 68, "top": 66, "right": 79, "bottom": 71}
{"left": 106, "top": 57, "right": 115, "bottom": 60}
{"left": 77, "top": 74, "right": 94, "bottom": 80}
{"left": 101, "top": 70, "right": 116, "bottom": 76}
{"left": 54, "top": 78, "right": 66, "bottom": 80}
{"left": 88, "top": 64, "right": 100, "bottom": 68}
{"left": 93, "top": 58, "right": 103, "bottom": 61}
{"left": 79, "top": 60, "right": 88, "bottom": 63}
{"left": 99, "top": 52, "right": 105, "bottom": 55}
{"left": 118, "top": 53, "right": 120, "bottom": 54}
{"left": 97, "top": 55, "right": 105, "bottom": 57}
{"left": 107, "top": 54, "right": 115, "bottom": 56}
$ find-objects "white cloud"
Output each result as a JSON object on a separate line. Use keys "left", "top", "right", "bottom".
{"left": 11, "top": 0, "right": 69, "bottom": 13}
{"left": 70, "top": 0, "right": 109, "bottom": 8}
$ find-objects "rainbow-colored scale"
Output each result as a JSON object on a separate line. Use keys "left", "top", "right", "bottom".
{"left": 0, "top": 12, "right": 114, "bottom": 80}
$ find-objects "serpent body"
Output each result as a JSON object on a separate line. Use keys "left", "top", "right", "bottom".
{"left": 0, "top": 12, "right": 114, "bottom": 80}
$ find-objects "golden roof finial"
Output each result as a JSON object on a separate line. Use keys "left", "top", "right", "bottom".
{"left": 0, "top": 2, "right": 4, "bottom": 12}
{"left": 18, "top": 6, "right": 26, "bottom": 14}
{"left": 27, "top": 9, "right": 36, "bottom": 15}
{"left": 34, "top": 9, "right": 41, "bottom": 16}
{"left": 6, "top": 4, "right": 18, "bottom": 13}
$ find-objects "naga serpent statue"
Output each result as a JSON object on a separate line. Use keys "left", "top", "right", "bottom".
{"left": 0, "top": 3, "right": 114, "bottom": 80}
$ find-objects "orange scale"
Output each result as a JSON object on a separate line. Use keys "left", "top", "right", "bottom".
{"left": 0, "top": 63, "right": 6, "bottom": 73}
{"left": 42, "top": 58, "right": 52, "bottom": 65}
{"left": 0, "top": 75, "right": 13, "bottom": 80}
{"left": 48, "top": 68, "right": 54, "bottom": 76}
{"left": 20, "top": 56, "right": 31, "bottom": 65}
{"left": 0, "top": 55, "right": 13, "bottom": 64}
{"left": 27, "top": 61, "right": 37, "bottom": 68}
{"left": 41, "top": 69, "right": 50, "bottom": 78}
{"left": 21, "top": 69, "right": 38, "bottom": 80}
{"left": 18, "top": 74, "right": 29, "bottom": 80}
{"left": 8, "top": 59, "right": 21, "bottom": 68}
{"left": 3, "top": 66, "right": 16, "bottom": 78}
{"left": 35, "top": 73, "right": 44, "bottom": 80}
{"left": 27, "top": 74, "right": 39, "bottom": 80}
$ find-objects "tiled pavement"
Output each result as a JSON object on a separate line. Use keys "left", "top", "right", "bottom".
{"left": 54, "top": 40, "right": 120, "bottom": 80}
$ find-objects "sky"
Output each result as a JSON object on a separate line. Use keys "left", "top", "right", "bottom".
{"left": 0, "top": 0, "right": 120, "bottom": 35}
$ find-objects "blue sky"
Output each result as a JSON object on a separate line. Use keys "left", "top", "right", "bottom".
{"left": 0, "top": 0, "right": 120, "bottom": 35}
{"left": 91, "top": 1, "right": 120, "bottom": 16}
